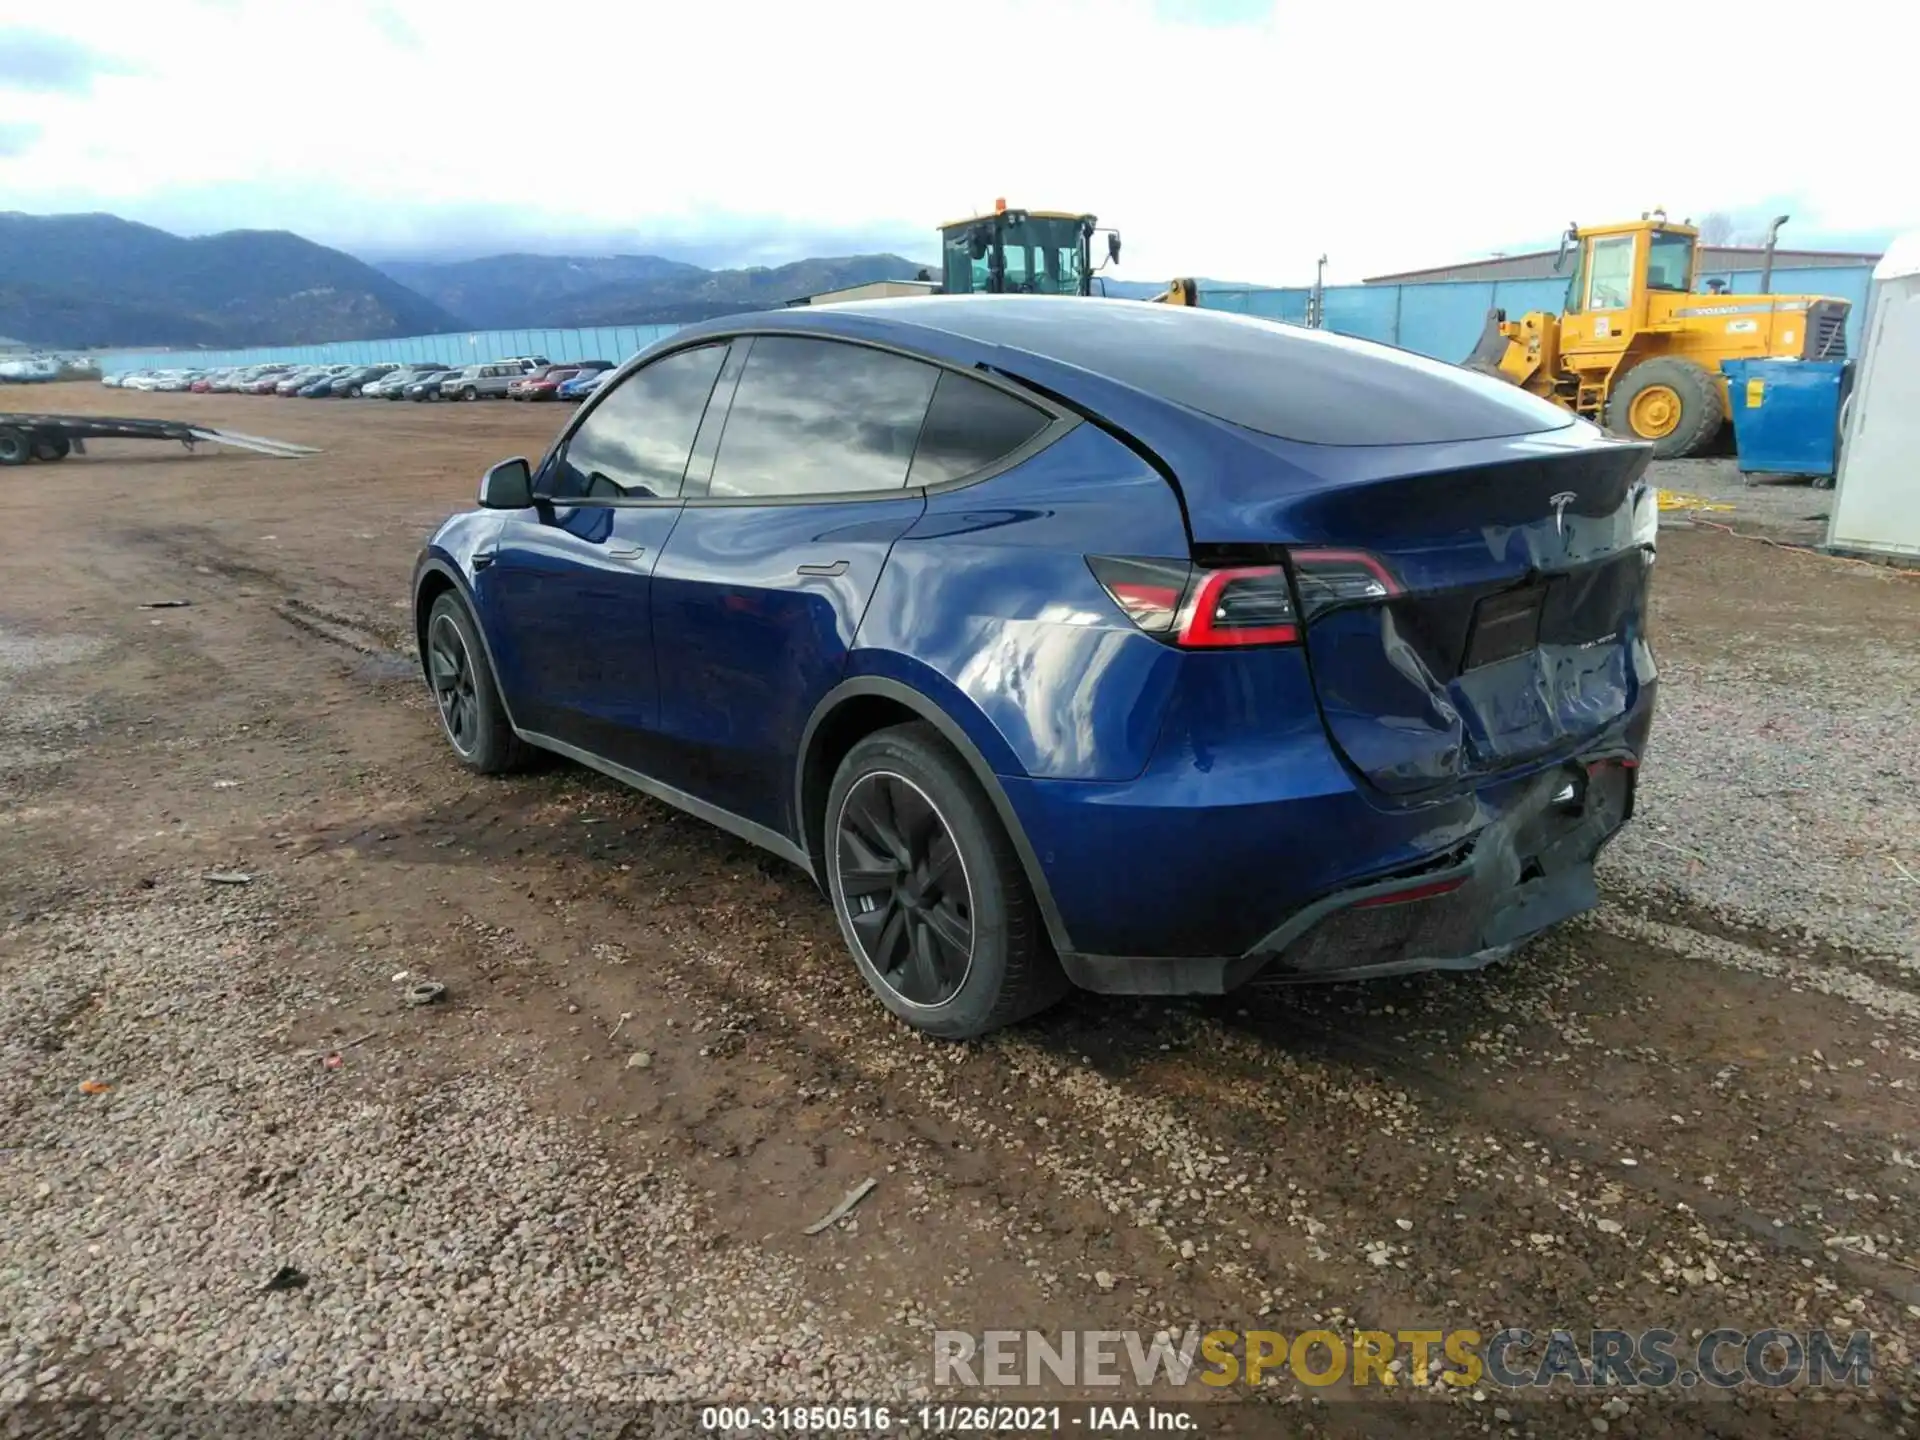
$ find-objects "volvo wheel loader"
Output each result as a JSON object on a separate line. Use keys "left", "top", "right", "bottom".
{"left": 1463, "top": 212, "right": 1851, "bottom": 458}
{"left": 938, "top": 200, "right": 1120, "bottom": 296}
{"left": 936, "top": 200, "right": 1202, "bottom": 304}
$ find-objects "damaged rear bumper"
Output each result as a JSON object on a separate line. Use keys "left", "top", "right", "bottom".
{"left": 1058, "top": 757, "right": 1635, "bottom": 996}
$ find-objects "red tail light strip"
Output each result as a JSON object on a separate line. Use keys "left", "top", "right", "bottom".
{"left": 1179, "top": 566, "right": 1299, "bottom": 648}
{"left": 1351, "top": 876, "right": 1466, "bottom": 908}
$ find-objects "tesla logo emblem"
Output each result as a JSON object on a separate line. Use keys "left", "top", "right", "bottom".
{"left": 1549, "top": 491, "right": 1577, "bottom": 537}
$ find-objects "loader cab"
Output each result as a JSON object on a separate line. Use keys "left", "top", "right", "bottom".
{"left": 938, "top": 203, "right": 1117, "bottom": 297}
{"left": 1562, "top": 217, "right": 1698, "bottom": 317}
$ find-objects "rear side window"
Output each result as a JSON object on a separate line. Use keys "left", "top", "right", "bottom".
{"left": 706, "top": 336, "right": 937, "bottom": 500}
{"left": 908, "top": 371, "right": 1051, "bottom": 487}
{"left": 546, "top": 343, "right": 727, "bottom": 501}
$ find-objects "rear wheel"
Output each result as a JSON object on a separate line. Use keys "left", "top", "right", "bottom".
{"left": 1606, "top": 358, "right": 1724, "bottom": 458}
{"left": 423, "top": 592, "right": 530, "bottom": 774}
{"left": 0, "top": 427, "right": 31, "bottom": 466}
{"left": 825, "top": 723, "right": 1066, "bottom": 1039}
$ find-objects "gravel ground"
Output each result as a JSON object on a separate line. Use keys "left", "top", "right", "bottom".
{"left": 2, "top": 387, "right": 1917, "bottom": 1435}
{"left": 0, "top": 884, "right": 912, "bottom": 1407}
{"left": 1653, "top": 457, "right": 1839, "bottom": 546}
{"left": 1598, "top": 461, "right": 1920, "bottom": 964}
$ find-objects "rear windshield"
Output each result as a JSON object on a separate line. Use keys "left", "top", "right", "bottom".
{"left": 918, "top": 301, "right": 1577, "bottom": 447}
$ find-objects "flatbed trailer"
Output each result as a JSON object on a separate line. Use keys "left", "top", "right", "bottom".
{"left": 0, "top": 413, "right": 320, "bottom": 464}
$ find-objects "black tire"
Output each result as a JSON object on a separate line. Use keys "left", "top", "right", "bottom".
{"left": 31, "top": 434, "right": 71, "bottom": 462}
{"left": 461, "top": 385, "right": 479, "bottom": 402}
{"left": 824, "top": 723, "right": 1067, "bottom": 1039}
{"left": 0, "top": 427, "right": 30, "bottom": 466}
{"left": 422, "top": 592, "right": 531, "bottom": 774}
{"left": 1605, "top": 357, "right": 1724, "bottom": 459}
{"left": 347, "top": 386, "right": 362, "bottom": 398}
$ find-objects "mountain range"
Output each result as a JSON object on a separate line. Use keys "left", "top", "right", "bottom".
{"left": 0, "top": 212, "right": 943, "bottom": 349}
{"left": 379, "top": 252, "right": 936, "bottom": 330}
{"left": 0, "top": 212, "right": 463, "bottom": 349}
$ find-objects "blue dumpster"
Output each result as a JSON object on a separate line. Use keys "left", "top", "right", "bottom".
{"left": 1722, "top": 358, "right": 1847, "bottom": 482}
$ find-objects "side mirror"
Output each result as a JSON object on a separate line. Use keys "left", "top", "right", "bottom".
{"left": 1107, "top": 233, "right": 1122, "bottom": 265}
{"left": 478, "top": 457, "right": 532, "bottom": 509}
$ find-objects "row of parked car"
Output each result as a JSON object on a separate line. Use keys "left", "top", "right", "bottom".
{"left": 104, "top": 356, "right": 618, "bottom": 403}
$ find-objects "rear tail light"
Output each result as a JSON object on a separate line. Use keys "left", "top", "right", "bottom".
{"left": 1181, "top": 566, "right": 1299, "bottom": 646}
{"left": 1352, "top": 876, "right": 1466, "bottom": 908}
{"left": 1085, "top": 556, "right": 1189, "bottom": 635}
{"left": 1089, "top": 548, "right": 1401, "bottom": 649}
{"left": 1289, "top": 548, "right": 1403, "bottom": 621}
{"left": 1088, "top": 557, "right": 1298, "bottom": 648}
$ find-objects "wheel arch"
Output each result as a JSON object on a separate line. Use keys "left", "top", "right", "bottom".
{"left": 411, "top": 554, "right": 528, "bottom": 733}
{"left": 795, "top": 675, "right": 1074, "bottom": 958}
{"left": 411, "top": 556, "right": 471, "bottom": 673}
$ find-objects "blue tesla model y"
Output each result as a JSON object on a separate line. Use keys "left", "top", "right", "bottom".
{"left": 413, "top": 297, "right": 1658, "bottom": 1037}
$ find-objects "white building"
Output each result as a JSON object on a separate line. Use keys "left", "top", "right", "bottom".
{"left": 1828, "top": 236, "right": 1920, "bottom": 562}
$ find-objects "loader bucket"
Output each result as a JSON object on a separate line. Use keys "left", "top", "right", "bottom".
{"left": 1461, "top": 307, "right": 1512, "bottom": 376}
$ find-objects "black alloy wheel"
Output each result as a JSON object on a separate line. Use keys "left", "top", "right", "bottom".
{"left": 833, "top": 771, "right": 975, "bottom": 1007}
{"left": 427, "top": 610, "right": 480, "bottom": 757}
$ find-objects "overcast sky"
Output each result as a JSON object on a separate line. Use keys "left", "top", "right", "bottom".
{"left": 1, "top": 0, "right": 1912, "bottom": 283}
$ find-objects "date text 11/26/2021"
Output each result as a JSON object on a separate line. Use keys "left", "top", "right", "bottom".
{"left": 698, "top": 1404, "right": 1196, "bottom": 1432}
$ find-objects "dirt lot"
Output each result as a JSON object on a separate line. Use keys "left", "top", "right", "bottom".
{"left": 4, "top": 383, "right": 1918, "bottom": 1435}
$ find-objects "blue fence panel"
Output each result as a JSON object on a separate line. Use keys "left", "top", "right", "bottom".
{"left": 88, "top": 262, "right": 1874, "bottom": 379}
{"left": 1199, "top": 286, "right": 1312, "bottom": 323}
{"left": 1318, "top": 286, "right": 1399, "bottom": 345}
{"left": 1392, "top": 281, "right": 1486, "bottom": 359}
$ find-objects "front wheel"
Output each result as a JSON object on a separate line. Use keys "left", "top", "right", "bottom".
{"left": 1605, "top": 358, "right": 1724, "bottom": 459}
{"left": 825, "top": 723, "right": 1066, "bottom": 1039}
{"left": 422, "top": 593, "right": 530, "bottom": 774}
{"left": 461, "top": 385, "right": 479, "bottom": 401}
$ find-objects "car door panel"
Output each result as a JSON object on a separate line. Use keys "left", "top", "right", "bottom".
{"left": 645, "top": 335, "right": 944, "bottom": 836}
{"left": 649, "top": 495, "right": 926, "bottom": 832}
{"left": 473, "top": 341, "right": 730, "bottom": 767}
{"left": 477, "top": 504, "right": 684, "bottom": 767}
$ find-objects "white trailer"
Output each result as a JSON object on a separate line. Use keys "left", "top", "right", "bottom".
{"left": 1828, "top": 236, "right": 1920, "bottom": 562}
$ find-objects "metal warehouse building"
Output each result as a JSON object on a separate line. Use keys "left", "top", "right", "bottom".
{"left": 1366, "top": 246, "right": 1882, "bottom": 286}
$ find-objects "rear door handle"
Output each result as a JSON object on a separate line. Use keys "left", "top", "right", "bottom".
{"left": 472, "top": 549, "right": 495, "bottom": 571}
{"left": 607, "top": 545, "right": 646, "bottom": 560}
{"left": 796, "top": 560, "right": 849, "bottom": 577}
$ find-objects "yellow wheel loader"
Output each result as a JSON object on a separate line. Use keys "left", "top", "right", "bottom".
{"left": 1463, "top": 212, "right": 1851, "bottom": 458}
{"left": 937, "top": 200, "right": 1120, "bottom": 296}
{"left": 934, "top": 200, "right": 1202, "bottom": 304}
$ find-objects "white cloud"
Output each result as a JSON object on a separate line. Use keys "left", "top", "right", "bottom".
{"left": 0, "top": 0, "right": 1914, "bottom": 280}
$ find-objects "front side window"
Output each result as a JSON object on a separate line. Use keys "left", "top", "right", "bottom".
{"left": 1587, "top": 235, "right": 1635, "bottom": 311}
{"left": 1646, "top": 232, "right": 1694, "bottom": 293}
{"left": 545, "top": 343, "right": 727, "bottom": 501}
{"left": 705, "top": 337, "right": 937, "bottom": 500}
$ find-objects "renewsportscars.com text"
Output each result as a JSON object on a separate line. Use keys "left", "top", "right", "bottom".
{"left": 933, "top": 1327, "right": 1874, "bottom": 1391}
